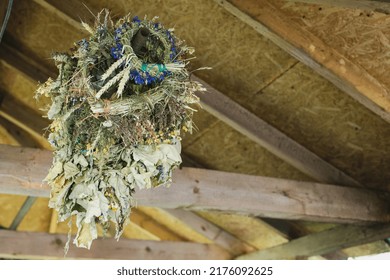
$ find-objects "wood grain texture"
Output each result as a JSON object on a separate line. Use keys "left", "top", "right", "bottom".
{"left": 0, "top": 230, "right": 231, "bottom": 260}
{"left": 237, "top": 223, "right": 390, "bottom": 260}
{"left": 218, "top": 0, "right": 390, "bottom": 123}
{"left": 1, "top": 145, "right": 390, "bottom": 224}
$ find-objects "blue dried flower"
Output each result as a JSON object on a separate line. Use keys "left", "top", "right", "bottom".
{"left": 110, "top": 46, "right": 122, "bottom": 60}
{"left": 134, "top": 75, "right": 144, "bottom": 85}
{"left": 132, "top": 16, "right": 141, "bottom": 24}
{"left": 78, "top": 39, "right": 89, "bottom": 50}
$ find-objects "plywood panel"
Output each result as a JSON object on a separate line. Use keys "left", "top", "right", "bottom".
{"left": 247, "top": 62, "right": 390, "bottom": 189}
{"left": 184, "top": 121, "right": 312, "bottom": 181}
{"left": 0, "top": 61, "right": 48, "bottom": 114}
{"left": 276, "top": 1, "right": 390, "bottom": 97}
{"left": 6, "top": 0, "right": 82, "bottom": 71}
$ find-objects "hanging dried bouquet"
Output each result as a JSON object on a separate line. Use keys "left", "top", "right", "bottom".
{"left": 36, "top": 10, "right": 204, "bottom": 249}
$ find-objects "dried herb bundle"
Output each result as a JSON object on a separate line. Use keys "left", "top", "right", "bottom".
{"left": 36, "top": 10, "right": 204, "bottom": 250}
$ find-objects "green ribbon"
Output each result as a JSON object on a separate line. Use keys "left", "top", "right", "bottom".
{"left": 141, "top": 63, "right": 167, "bottom": 73}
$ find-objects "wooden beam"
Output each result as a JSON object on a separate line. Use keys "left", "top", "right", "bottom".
{"left": 237, "top": 223, "right": 390, "bottom": 260}
{"left": 287, "top": 0, "right": 390, "bottom": 14}
{"left": 216, "top": 0, "right": 390, "bottom": 123}
{"left": 0, "top": 230, "right": 230, "bottom": 260}
{"left": 195, "top": 76, "right": 362, "bottom": 188}
{"left": 1, "top": 145, "right": 390, "bottom": 224}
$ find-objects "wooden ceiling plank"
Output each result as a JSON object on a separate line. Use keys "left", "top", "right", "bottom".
{"left": 1, "top": 145, "right": 390, "bottom": 224}
{"left": 0, "top": 230, "right": 231, "bottom": 260}
{"left": 237, "top": 223, "right": 390, "bottom": 260}
{"left": 216, "top": 0, "right": 390, "bottom": 123}
{"left": 286, "top": 0, "right": 390, "bottom": 14}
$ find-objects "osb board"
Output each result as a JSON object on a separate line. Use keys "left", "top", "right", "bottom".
{"left": 0, "top": 117, "right": 44, "bottom": 148}
{"left": 246, "top": 62, "right": 390, "bottom": 190}
{"left": 0, "top": 61, "right": 48, "bottom": 115}
{"left": 197, "top": 211, "right": 288, "bottom": 250}
{"left": 181, "top": 111, "right": 220, "bottom": 149}
{"left": 0, "top": 194, "right": 26, "bottom": 228}
{"left": 0, "top": 194, "right": 50, "bottom": 231}
{"left": 184, "top": 120, "right": 312, "bottom": 181}
{"left": 275, "top": 1, "right": 390, "bottom": 95}
{"left": 6, "top": 0, "right": 83, "bottom": 71}
{"left": 10, "top": 0, "right": 296, "bottom": 108}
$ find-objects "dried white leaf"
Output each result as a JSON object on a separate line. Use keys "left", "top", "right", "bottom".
{"left": 64, "top": 162, "right": 80, "bottom": 179}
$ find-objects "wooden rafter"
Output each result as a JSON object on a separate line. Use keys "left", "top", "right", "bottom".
{"left": 216, "top": 0, "right": 390, "bottom": 123}
{"left": 1, "top": 145, "right": 389, "bottom": 224}
{"left": 287, "top": 0, "right": 390, "bottom": 14}
{"left": 0, "top": 230, "right": 231, "bottom": 260}
{"left": 237, "top": 223, "right": 390, "bottom": 260}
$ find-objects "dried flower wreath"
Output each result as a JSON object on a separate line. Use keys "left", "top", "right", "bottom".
{"left": 36, "top": 10, "right": 204, "bottom": 249}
